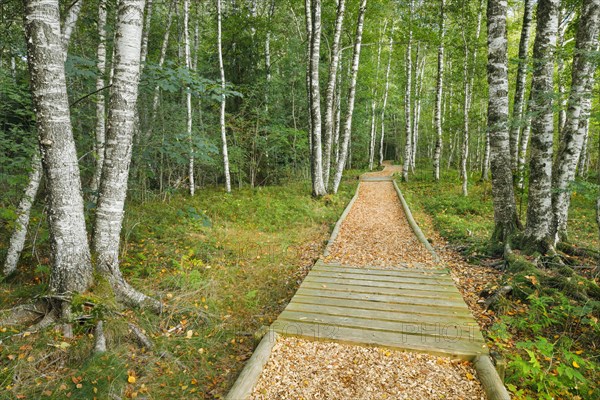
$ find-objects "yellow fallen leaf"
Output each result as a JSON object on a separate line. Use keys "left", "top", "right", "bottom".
{"left": 186, "top": 330, "right": 193, "bottom": 339}
{"left": 128, "top": 375, "right": 136, "bottom": 384}
{"left": 573, "top": 361, "right": 580, "bottom": 368}
{"left": 466, "top": 372, "right": 474, "bottom": 380}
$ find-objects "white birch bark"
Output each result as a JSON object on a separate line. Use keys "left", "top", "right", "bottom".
{"left": 304, "top": 0, "right": 313, "bottom": 160}
{"left": 433, "top": 0, "right": 445, "bottom": 181}
{"left": 368, "top": 21, "right": 384, "bottom": 171}
{"left": 551, "top": 0, "right": 600, "bottom": 244}
{"left": 4, "top": 0, "right": 84, "bottom": 277}
{"left": 94, "top": 0, "right": 160, "bottom": 310}
{"left": 333, "top": 50, "right": 343, "bottom": 165}
{"left": 509, "top": 0, "right": 534, "bottom": 170}
{"left": 140, "top": 0, "right": 153, "bottom": 70}
{"left": 217, "top": 0, "right": 232, "bottom": 193}
{"left": 61, "top": 0, "right": 83, "bottom": 59}
{"left": 323, "top": 0, "right": 345, "bottom": 188}
{"left": 379, "top": 24, "right": 394, "bottom": 166}
{"left": 307, "top": 0, "right": 326, "bottom": 196}
{"left": 146, "top": 0, "right": 175, "bottom": 141}
{"left": 460, "top": 27, "right": 470, "bottom": 197}
{"left": 402, "top": 0, "right": 413, "bottom": 182}
{"left": 412, "top": 49, "right": 425, "bottom": 172}
{"left": 524, "top": 0, "right": 559, "bottom": 250}
{"left": 486, "top": 0, "right": 520, "bottom": 242}
{"left": 332, "top": 0, "right": 367, "bottom": 193}
{"left": 91, "top": 0, "right": 108, "bottom": 199}
{"left": 556, "top": 8, "right": 573, "bottom": 137}
{"left": 23, "top": 0, "right": 93, "bottom": 293}
{"left": 183, "top": 0, "right": 195, "bottom": 196}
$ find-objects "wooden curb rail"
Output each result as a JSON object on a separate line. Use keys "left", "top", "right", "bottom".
{"left": 393, "top": 179, "right": 510, "bottom": 400}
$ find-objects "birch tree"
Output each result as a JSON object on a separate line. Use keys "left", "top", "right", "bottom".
{"left": 332, "top": 0, "right": 367, "bottom": 194}
{"left": 3, "top": 0, "right": 84, "bottom": 276}
{"left": 402, "top": 0, "right": 413, "bottom": 182}
{"left": 217, "top": 0, "right": 232, "bottom": 193}
{"left": 183, "top": 0, "right": 195, "bottom": 196}
{"left": 551, "top": 0, "right": 600, "bottom": 244}
{"left": 433, "top": 0, "right": 445, "bottom": 182}
{"left": 93, "top": 0, "right": 161, "bottom": 311}
{"left": 23, "top": 0, "right": 93, "bottom": 294}
{"left": 486, "top": 0, "right": 520, "bottom": 243}
{"left": 306, "top": 0, "right": 326, "bottom": 196}
{"left": 323, "top": 0, "right": 345, "bottom": 188}
{"left": 524, "top": 0, "right": 559, "bottom": 252}
{"left": 509, "top": 0, "right": 535, "bottom": 170}
{"left": 379, "top": 24, "right": 394, "bottom": 166}
{"left": 368, "top": 21, "right": 385, "bottom": 171}
{"left": 90, "top": 0, "right": 108, "bottom": 199}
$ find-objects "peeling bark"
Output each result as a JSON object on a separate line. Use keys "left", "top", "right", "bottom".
{"left": 94, "top": 0, "right": 161, "bottom": 311}
{"left": 433, "top": 0, "right": 445, "bottom": 181}
{"left": 524, "top": 0, "right": 560, "bottom": 251}
{"left": 551, "top": 0, "right": 600, "bottom": 244}
{"left": 486, "top": 0, "right": 520, "bottom": 243}
{"left": 332, "top": 0, "right": 367, "bottom": 194}
{"left": 24, "top": 0, "right": 93, "bottom": 294}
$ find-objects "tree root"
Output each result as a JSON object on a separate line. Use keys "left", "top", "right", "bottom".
{"left": 94, "top": 320, "right": 107, "bottom": 353}
{"left": 484, "top": 286, "right": 513, "bottom": 310}
{"left": 0, "top": 301, "right": 49, "bottom": 327}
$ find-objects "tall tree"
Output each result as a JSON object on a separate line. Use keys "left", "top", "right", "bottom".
{"left": 93, "top": 0, "right": 160, "bottom": 310}
{"left": 332, "top": 0, "right": 367, "bottom": 193}
{"left": 433, "top": 0, "right": 445, "bottom": 182}
{"left": 217, "top": 0, "right": 232, "bottom": 193}
{"left": 23, "top": 0, "right": 93, "bottom": 294}
{"left": 509, "top": 0, "right": 535, "bottom": 171}
{"left": 551, "top": 0, "right": 600, "bottom": 244}
{"left": 306, "top": 0, "right": 326, "bottom": 196}
{"left": 524, "top": 0, "right": 559, "bottom": 252}
{"left": 379, "top": 24, "right": 394, "bottom": 166}
{"left": 368, "top": 20, "right": 385, "bottom": 171}
{"left": 183, "top": 0, "right": 195, "bottom": 196}
{"left": 402, "top": 0, "right": 413, "bottom": 182}
{"left": 486, "top": 0, "right": 520, "bottom": 244}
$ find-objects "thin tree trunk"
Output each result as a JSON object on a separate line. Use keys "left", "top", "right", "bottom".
{"left": 551, "top": 0, "right": 600, "bottom": 244}
{"left": 217, "top": 0, "right": 232, "bottom": 193}
{"left": 368, "top": 20, "right": 385, "bottom": 171}
{"left": 91, "top": 0, "right": 108, "bottom": 199}
{"left": 379, "top": 24, "right": 394, "bottom": 166}
{"left": 524, "top": 0, "right": 559, "bottom": 252}
{"left": 323, "top": 0, "right": 345, "bottom": 189}
{"left": 556, "top": 7, "right": 572, "bottom": 137}
{"left": 304, "top": 0, "right": 313, "bottom": 161}
{"left": 94, "top": 0, "right": 160, "bottom": 311}
{"left": 306, "top": 0, "right": 326, "bottom": 196}
{"left": 334, "top": 50, "right": 343, "bottom": 165}
{"left": 460, "top": 24, "right": 470, "bottom": 197}
{"left": 61, "top": 0, "right": 83, "bottom": 58}
{"left": 183, "top": 0, "right": 195, "bottom": 196}
{"left": 433, "top": 0, "right": 445, "bottom": 181}
{"left": 411, "top": 49, "right": 425, "bottom": 172}
{"left": 140, "top": 0, "right": 153, "bottom": 70}
{"left": 146, "top": 0, "right": 175, "bottom": 141}
{"left": 402, "top": 0, "right": 413, "bottom": 182}
{"left": 24, "top": 0, "right": 93, "bottom": 293}
{"left": 332, "top": 0, "right": 367, "bottom": 193}
{"left": 264, "top": 0, "right": 275, "bottom": 110}
{"left": 486, "top": 0, "right": 520, "bottom": 243}
{"left": 509, "top": 0, "right": 534, "bottom": 170}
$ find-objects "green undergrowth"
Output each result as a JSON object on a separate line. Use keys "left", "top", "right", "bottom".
{"left": 0, "top": 176, "right": 358, "bottom": 399}
{"left": 400, "top": 168, "right": 600, "bottom": 400}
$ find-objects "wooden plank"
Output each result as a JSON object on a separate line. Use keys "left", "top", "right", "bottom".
{"left": 301, "top": 281, "right": 463, "bottom": 300}
{"left": 296, "top": 287, "right": 467, "bottom": 308}
{"left": 291, "top": 295, "right": 474, "bottom": 319}
{"left": 278, "top": 310, "right": 483, "bottom": 342}
{"left": 225, "top": 331, "right": 279, "bottom": 400}
{"left": 314, "top": 263, "right": 449, "bottom": 278}
{"left": 272, "top": 320, "right": 488, "bottom": 360}
{"left": 310, "top": 269, "right": 455, "bottom": 283}
{"left": 304, "top": 275, "right": 459, "bottom": 293}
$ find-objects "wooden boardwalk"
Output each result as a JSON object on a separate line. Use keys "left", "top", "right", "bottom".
{"left": 272, "top": 260, "right": 488, "bottom": 360}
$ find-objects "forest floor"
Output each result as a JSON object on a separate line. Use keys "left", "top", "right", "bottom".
{"left": 249, "top": 164, "right": 487, "bottom": 400}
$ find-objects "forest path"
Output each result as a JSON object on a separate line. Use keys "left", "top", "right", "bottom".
{"left": 231, "top": 163, "right": 491, "bottom": 399}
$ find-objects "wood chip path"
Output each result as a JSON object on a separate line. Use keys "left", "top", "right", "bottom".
{"left": 239, "top": 164, "right": 489, "bottom": 399}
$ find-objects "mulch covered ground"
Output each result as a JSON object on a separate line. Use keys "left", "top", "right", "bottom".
{"left": 248, "top": 165, "right": 489, "bottom": 399}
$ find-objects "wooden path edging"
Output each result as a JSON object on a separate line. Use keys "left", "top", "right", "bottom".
{"left": 393, "top": 179, "right": 511, "bottom": 400}
{"left": 323, "top": 182, "right": 361, "bottom": 257}
{"left": 392, "top": 180, "right": 441, "bottom": 263}
{"left": 225, "top": 332, "right": 279, "bottom": 400}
